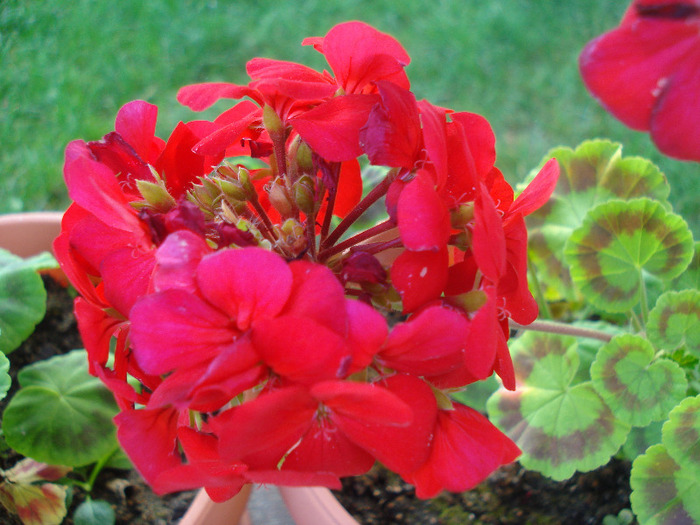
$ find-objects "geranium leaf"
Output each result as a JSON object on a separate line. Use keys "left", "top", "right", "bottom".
{"left": 621, "top": 421, "right": 663, "bottom": 461}
{"left": 648, "top": 290, "right": 700, "bottom": 357}
{"left": 0, "top": 480, "right": 69, "bottom": 525}
{"left": 630, "top": 444, "right": 700, "bottom": 524}
{"left": 525, "top": 140, "right": 670, "bottom": 302}
{"left": 0, "top": 352, "right": 9, "bottom": 400}
{"left": 669, "top": 242, "right": 699, "bottom": 291}
{"left": 565, "top": 198, "right": 694, "bottom": 313}
{"left": 0, "top": 248, "right": 47, "bottom": 354}
{"left": 591, "top": 334, "right": 687, "bottom": 427}
{"left": 662, "top": 395, "right": 700, "bottom": 479}
{"left": 2, "top": 350, "right": 120, "bottom": 467}
{"left": 486, "top": 332, "right": 630, "bottom": 480}
{"left": 74, "top": 499, "right": 115, "bottom": 525}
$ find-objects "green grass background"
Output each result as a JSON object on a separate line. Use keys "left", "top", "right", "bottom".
{"left": 2, "top": 0, "right": 698, "bottom": 234}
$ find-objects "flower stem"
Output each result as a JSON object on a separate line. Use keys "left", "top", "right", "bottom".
{"left": 527, "top": 255, "right": 552, "bottom": 320}
{"left": 319, "top": 219, "right": 395, "bottom": 261}
{"left": 321, "top": 169, "right": 397, "bottom": 250}
{"left": 509, "top": 319, "right": 614, "bottom": 343}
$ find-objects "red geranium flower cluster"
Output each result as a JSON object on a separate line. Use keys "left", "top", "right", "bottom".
{"left": 54, "top": 21, "right": 558, "bottom": 500}
{"left": 580, "top": 0, "right": 700, "bottom": 161}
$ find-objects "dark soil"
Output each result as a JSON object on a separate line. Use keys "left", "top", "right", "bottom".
{"left": 0, "top": 276, "right": 196, "bottom": 524}
{"left": 334, "top": 460, "right": 635, "bottom": 525}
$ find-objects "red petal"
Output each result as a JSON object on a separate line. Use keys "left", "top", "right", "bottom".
{"left": 344, "top": 299, "right": 388, "bottom": 373}
{"left": 177, "top": 82, "right": 259, "bottom": 111}
{"left": 406, "top": 403, "right": 520, "bottom": 498}
{"left": 472, "top": 185, "right": 506, "bottom": 282}
{"left": 196, "top": 248, "right": 292, "bottom": 331}
{"left": 100, "top": 246, "right": 155, "bottom": 316}
{"left": 380, "top": 306, "right": 468, "bottom": 376}
{"left": 508, "top": 158, "right": 559, "bottom": 220}
{"left": 291, "top": 94, "right": 380, "bottom": 162}
{"left": 114, "top": 100, "right": 164, "bottom": 163}
{"left": 391, "top": 248, "right": 449, "bottom": 313}
{"left": 397, "top": 171, "right": 450, "bottom": 252}
{"left": 115, "top": 407, "right": 182, "bottom": 490}
{"left": 152, "top": 230, "right": 212, "bottom": 294}
{"left": 318, "top": 21, "right": 411, "bottom": 93}
{"left": 332, "top": 159, "right": 363, "bottom": 218}
{"left": 450, "top": 112, "right": 496, "bottom": 179}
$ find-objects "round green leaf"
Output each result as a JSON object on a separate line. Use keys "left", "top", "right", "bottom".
{"left": 74, "top": 499, "right": 115, "bottom": 525}
{"left": 565, "top": 198, "right": 694, "bottom": 313}
{"left": 669, "top": 241, "right": 699, "bottom": 292}
{"left": 648, "top": 290, "right": 700, "bottom": 356}
{"left": 2, "top": 350, "right": 120, "bottom": 467}
{"left": 591, "top": 334, "right": 687, "bottom": 427}
{"left": 0, "top": 351, "right": 10, "bottom": 400}
{"left": 622, "top": 421, "right": 663, "bottom": 461}
{"left": 630, "top": 444, "right": 700, "bottom": 524}
{"left": 0, "top": 248, "right": 47, "bottom": 354}
{"left": 487, "top": 332, "right": 630, "bottom": 480}
{"left": 525, "top": 140, "right": 670, "bottom": 302}
{"left": 662, "top": 395, "right": 700, "bottom": 479}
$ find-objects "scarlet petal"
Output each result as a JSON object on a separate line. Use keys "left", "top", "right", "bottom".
{"left": 333, "top": 159, "right": 363, "bottom": 218}
{"left": 406, "top": 403, "right": 521, "bottom": 498}
{"left": 391, "top": 248, "right": 449, "bottom": 313}
{"left": 115, "top": 407, "right": 182, "bottom": 492}
{"left": 100, "top": 246, "right": 155, "bottom": 316}
{"left": 380, "top": 306, "right": 468, "bottom": 376}
{"left": 334, "top": 375, "right": 437, "bottom": 474}
{"left": 508, "top": 158, "right": 559, "bottom": 220}
{"left": 397, "top": 172, "right": 450, "bottom": 252}
{"left": 177, "top": 82, "right": 258, "bottom": 111}
{"left": 291, "top": 94, "right": 380, "bottom": 162}
{"left": 450, "top": 112, "right": 496, "bottom": 179}
{"left": 344, "top": 299, "right": 388, "bottom": 373}
{"left": 152, "top": 230, "right": 212, "bottom": 294}
{"left": 196, "top": 248, "right": 292, "bottom": 331}
{"left": 316, "top": 21, "right": 411, "bottom": 93}
{"left": 473, "top": 186, "right": 506, "bottom": 283}
{"left": 213, "top": 387, "right": 316, "bottom": 465}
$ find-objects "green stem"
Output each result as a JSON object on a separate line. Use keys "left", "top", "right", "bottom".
{"left": 510, "top": 319, "right": 614, "bottom": 343}
{"left": 85, "top": 445, "right": 120, "bottom": 493}
{"left": 638, "top": 268, "right": 649, "bottom": 326}
{"left": 527, "top": 255, "right": 552, "bottom": 320}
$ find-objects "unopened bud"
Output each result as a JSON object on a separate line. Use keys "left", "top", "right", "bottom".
{"left": 452, "top": 230, "right": 471, "bottom": 251}
{"left": 294, "top": 175, "right": 317, "bottom": 215}
{"left": 268, "top": 178, "right": 294, "bottom": 218}
{"left": 218, "top": 178, "right": 248, "bottom": 202}
{"left": 238, "top": 168, "right": 257, "bottom": 200}
{"left": 136, "top": 179, "right": 176, "bottom": 212}
{"left": 450, "top": 202, "right": 475, "bottom": 228}
{"left": 262, "top": 104, "right": 284, "bottom": 135}
{"left": 451, "top": 290, "right": 487, "bottom": 314}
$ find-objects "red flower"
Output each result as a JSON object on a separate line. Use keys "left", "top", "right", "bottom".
{"left": 580, "top": 0, "right": 700, "bottom": 161}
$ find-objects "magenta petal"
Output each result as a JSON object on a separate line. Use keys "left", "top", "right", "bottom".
{"left": 114, "top": 100, "right": 164, "bottom": 163}
{"left": 196, "top": 248, "right": 292, "bottom": 330}
{"left": 344, "top": 299, "right": 388, "bottom": 373}
{"left": 253, "top": 316, "right": 349, "bottom": 384}
{"left": 397, "top": 172, "right": 450, "bottom": 252}
{"left": 100, "top": 246, "right": 155, "bottom": 316}
{"left": 291, "top": 94, "right": 380, "bottom": 162}
{"left": 129, "top": 289, "right": 237, "bottom": 375}
{"left": 152, "top": 230, "right": 211, "bottom": 293}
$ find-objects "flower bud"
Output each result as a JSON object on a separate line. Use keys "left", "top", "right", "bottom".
{"left": 450, "top": 202, "right": 475, "bottom": 229}
{"left": 136, "top": 179, "right": 176, "bottom": 212}
{"left": 268, "top": 178, "right": 294, "bottom": 218}
{"left": 238, "top": 168, "right": 257, "bottom": 201}
{"left": 450, "top": 290, "right": 487, "bottom": 314}
{"left": 217, "top": 178, "right": 248, "bottom": 202}
{"left": 262, "top": 104, "right": 284, "bottom": 135}
{"left": 294, "top": 175, "right": 317, "bottom": 215}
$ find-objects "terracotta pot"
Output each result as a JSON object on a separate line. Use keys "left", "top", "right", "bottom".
{"left": 0, "top": 211, "right": 64, "bottom": 257}
{"left": 278, "top": 486, "right": 359, "bottom": 525}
